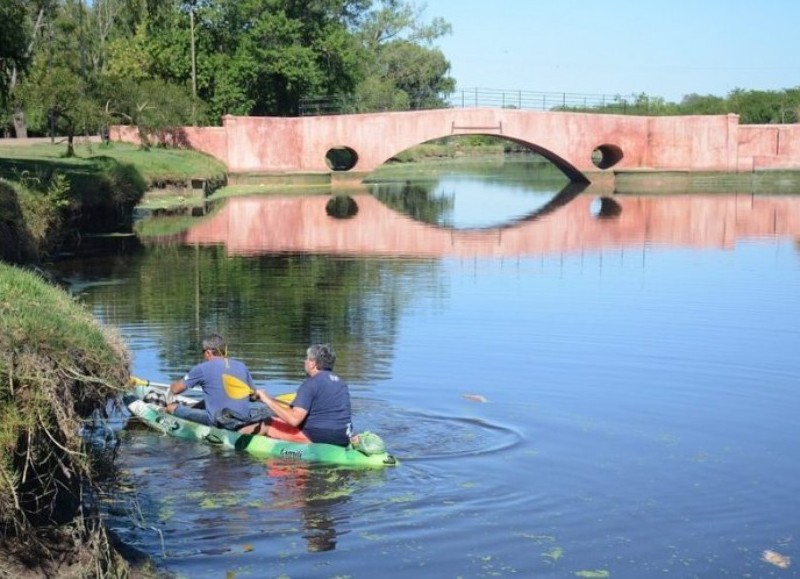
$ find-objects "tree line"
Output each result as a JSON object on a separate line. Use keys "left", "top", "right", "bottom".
{"left": 2, "top": 0, "right": 799, "bottom": 156}
{"left": 559, "top": 89, "right": 800, "bottom": 124}
{"left": 0, "top": 0, "right": 455, "bottom": 152}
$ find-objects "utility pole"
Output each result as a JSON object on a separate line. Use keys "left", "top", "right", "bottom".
{"left": 190, "top": 6, "right": 197, "bottom": 99}
{"left": 189, "top": 2, "right": 198, "bottom": 125}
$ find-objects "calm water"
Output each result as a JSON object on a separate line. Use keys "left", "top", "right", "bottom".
{"left": 55, "top": 162, "right": 800, "bottom": 578}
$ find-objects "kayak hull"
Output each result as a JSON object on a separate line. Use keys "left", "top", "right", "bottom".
{"left": 124, "top": 389, "right": 397, "bottom": 468}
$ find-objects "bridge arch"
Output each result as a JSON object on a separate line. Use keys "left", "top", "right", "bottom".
{"left": 373, "top": 133, "right": 591, "bottom": 184}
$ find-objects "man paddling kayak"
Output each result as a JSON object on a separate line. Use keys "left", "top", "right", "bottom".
{"left": 239, "top": 344, "right": 354, "bottom": 447}
{"left": 164, "top": 333, "right": 255, "bottom": 426}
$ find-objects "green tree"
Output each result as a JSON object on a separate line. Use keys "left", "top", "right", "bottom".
{"left": 0, "top": 0, "right": 31, "bottom": 122}
{"left": 727, "top": 88, "right": 800, "bottom": 124}
{"left": 104, "top": 19, "right": 153, "bottom": 82}
{"left": 100, "top": 76, "right": 198, "bottom": 148}
{"left": 378, "top": 41, "right": 454, "bottom": 109}
{"left": 354, "top": 0, "right": 454, "bottom": 112}
{"left": 18, "top": 63, "right": 101, "bottom": 155}
{"left": 139, "top": 0, "right": 365, "bottom": 119}
{"left": 10, "top": 0, "right": 99, "bottom": 141}
{"left": 679, "top": 93, "right": 727, "bottom": 115}
{"left": 1, "top": 1, "right": 56, "bottom": 138}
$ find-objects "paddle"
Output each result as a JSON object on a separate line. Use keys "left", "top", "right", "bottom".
{"left": 130, "top": 376, "right": 296, "bottom": 404}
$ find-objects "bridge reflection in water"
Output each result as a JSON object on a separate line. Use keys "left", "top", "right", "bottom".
{"left": 175, "top": 192, "right": 800, "bottom": 258}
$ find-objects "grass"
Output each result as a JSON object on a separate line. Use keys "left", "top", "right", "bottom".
{"left": 0, "top": 141, "right": 227, "bottom": 185}
{"left": 0, "top": 262, "right": 131, "bottom": 575}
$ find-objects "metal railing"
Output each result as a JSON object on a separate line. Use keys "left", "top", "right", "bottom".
{"left": 299, "top": 87, "right": 645, "bottom": 116}
{"left": 447, "top": 88, "right": 638, "bottom": 111}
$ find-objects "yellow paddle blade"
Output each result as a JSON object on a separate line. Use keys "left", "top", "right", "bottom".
{"left": 275, "top": 392, "right": 296, "bottom": 404}
{"left": 222, "top": 373, "right": 254, "bottom": 399}
{"left": 130, "top": 376, "right": 148, "bottom": 386}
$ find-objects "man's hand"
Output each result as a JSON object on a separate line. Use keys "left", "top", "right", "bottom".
{"left": 253, "top": 389, "right": 271, "bottom": 404}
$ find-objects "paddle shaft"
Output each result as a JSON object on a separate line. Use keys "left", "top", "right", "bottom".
{"left": 130, "top": 376, "right": 295, "bottom": 404}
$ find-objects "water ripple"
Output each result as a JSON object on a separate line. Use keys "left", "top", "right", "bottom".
{"left": 378, "top": 410, "right": 523, "bottom": 461}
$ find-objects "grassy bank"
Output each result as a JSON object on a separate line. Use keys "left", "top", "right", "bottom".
{"left": 0, "top": 141, "right": 227, "bottom": 264}
{"left": 0, "top": 140, "right": 226, "bottom": 184}
{"left": 0, "top": 141, "right": 224, "bottom": 574}
{"left": 0, "top": 263, "right": 134, "bottom": 576}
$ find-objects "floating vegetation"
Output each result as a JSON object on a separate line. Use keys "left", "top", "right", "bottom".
{"left": 542, "top": 547, "right": 564, "bottom": 562}
{"left": 575, "top": 570, "right": 610, "bottom": 578}
{"left": 387, "top": 492, "right": 417, "bottom": 503}
{"left": 158, "top": 496, "right": 176, "bottom": 522}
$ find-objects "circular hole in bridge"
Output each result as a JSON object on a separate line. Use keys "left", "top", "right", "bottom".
{"left": 591, "top": 143, "right": 624, "bottom": 169}
{"left": 325, "top": 146, "right": 358, "bottom": 171}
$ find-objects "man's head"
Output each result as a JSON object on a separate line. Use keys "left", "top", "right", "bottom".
{"left": 201, "top": 333, "right": 227, "bottom": 357}
{"left": 305, "top": 344, "right": 336, "bottom": 372}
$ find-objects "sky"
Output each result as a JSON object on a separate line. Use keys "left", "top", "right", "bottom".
{"left": 425, "top": 0, "right": 800, "bottom": 103}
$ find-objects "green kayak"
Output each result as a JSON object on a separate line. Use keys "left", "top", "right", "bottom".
{"left": 124, "top": 386, "right": 397, "bottom": 468}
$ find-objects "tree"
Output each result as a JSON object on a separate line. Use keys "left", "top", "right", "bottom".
{"left": 101, "top": 77, "right": 198, "bottom": 148}
{"left": 0, "top": 0, "right": 31, "bottom": 116}
{"left": 679, "top": 93, "right": 727, "bottom": 116}
{"left": 378, "top": 40, "right": 454, "bottom": 109}
{"left": 354, "top": 0, "right": 454, "bottom": 112}
{"left": 19, "top": 63, "right": 101, "bottom": 155}
{"left": 726, "top": 88, "right": 800, "bottom": 124}
{"left": 1, "top": 0, "right": 54, "bottom": 137}
{"left": 138, "top": 0, "right": 366, "bottom": 119}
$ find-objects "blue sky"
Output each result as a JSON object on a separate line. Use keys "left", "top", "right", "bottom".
{"left": 425, "top": 0, "right": 800, "bottom": 103}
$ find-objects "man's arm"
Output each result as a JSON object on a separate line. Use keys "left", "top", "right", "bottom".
{"left": 169, "top": 379, "right": 188, "bottom": 395}
{"left": 254, "top": 389, "right": 308, "bottom": 427}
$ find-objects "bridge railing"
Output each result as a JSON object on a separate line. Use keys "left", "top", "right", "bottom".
{"left": 299, "top": 87, "right": 645, "bottom": 116}
{"left": 447, "top": 88, "right": 638, "bottom": 112}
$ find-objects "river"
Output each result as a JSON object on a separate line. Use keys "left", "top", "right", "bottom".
{"left": 53, "top": 159, "right": 800, "bottom": 578}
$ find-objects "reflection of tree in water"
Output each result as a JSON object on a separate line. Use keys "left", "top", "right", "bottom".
{"left": 370, "top": 180, "right": 453, "bottom": 226}
{"left": 56, "top": 241, "right": 446, "bottom": 383}
{"left": 368, "top": 157, "right": 571, "bottom": 227}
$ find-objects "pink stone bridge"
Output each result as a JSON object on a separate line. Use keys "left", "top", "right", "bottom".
{"left": 113, "top": 109, "right": 800, "bottom": 184}
{"left": 167, "top": 193, "right": 800, "bottom": 258}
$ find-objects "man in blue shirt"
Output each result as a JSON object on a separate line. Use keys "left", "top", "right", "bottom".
{"left": 165, "top": 333, "right": 254, "bottom": 426}
{"left": 244, "top": 343, "right": 353, "bottom": 446}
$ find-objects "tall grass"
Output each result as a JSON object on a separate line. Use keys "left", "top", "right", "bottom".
{"left": 0, "top": 263, "right": 131, "bottom": 575}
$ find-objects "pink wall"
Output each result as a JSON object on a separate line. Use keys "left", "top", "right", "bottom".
{"left": 111, "top": 109, "right": 800, "bottom": 181}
